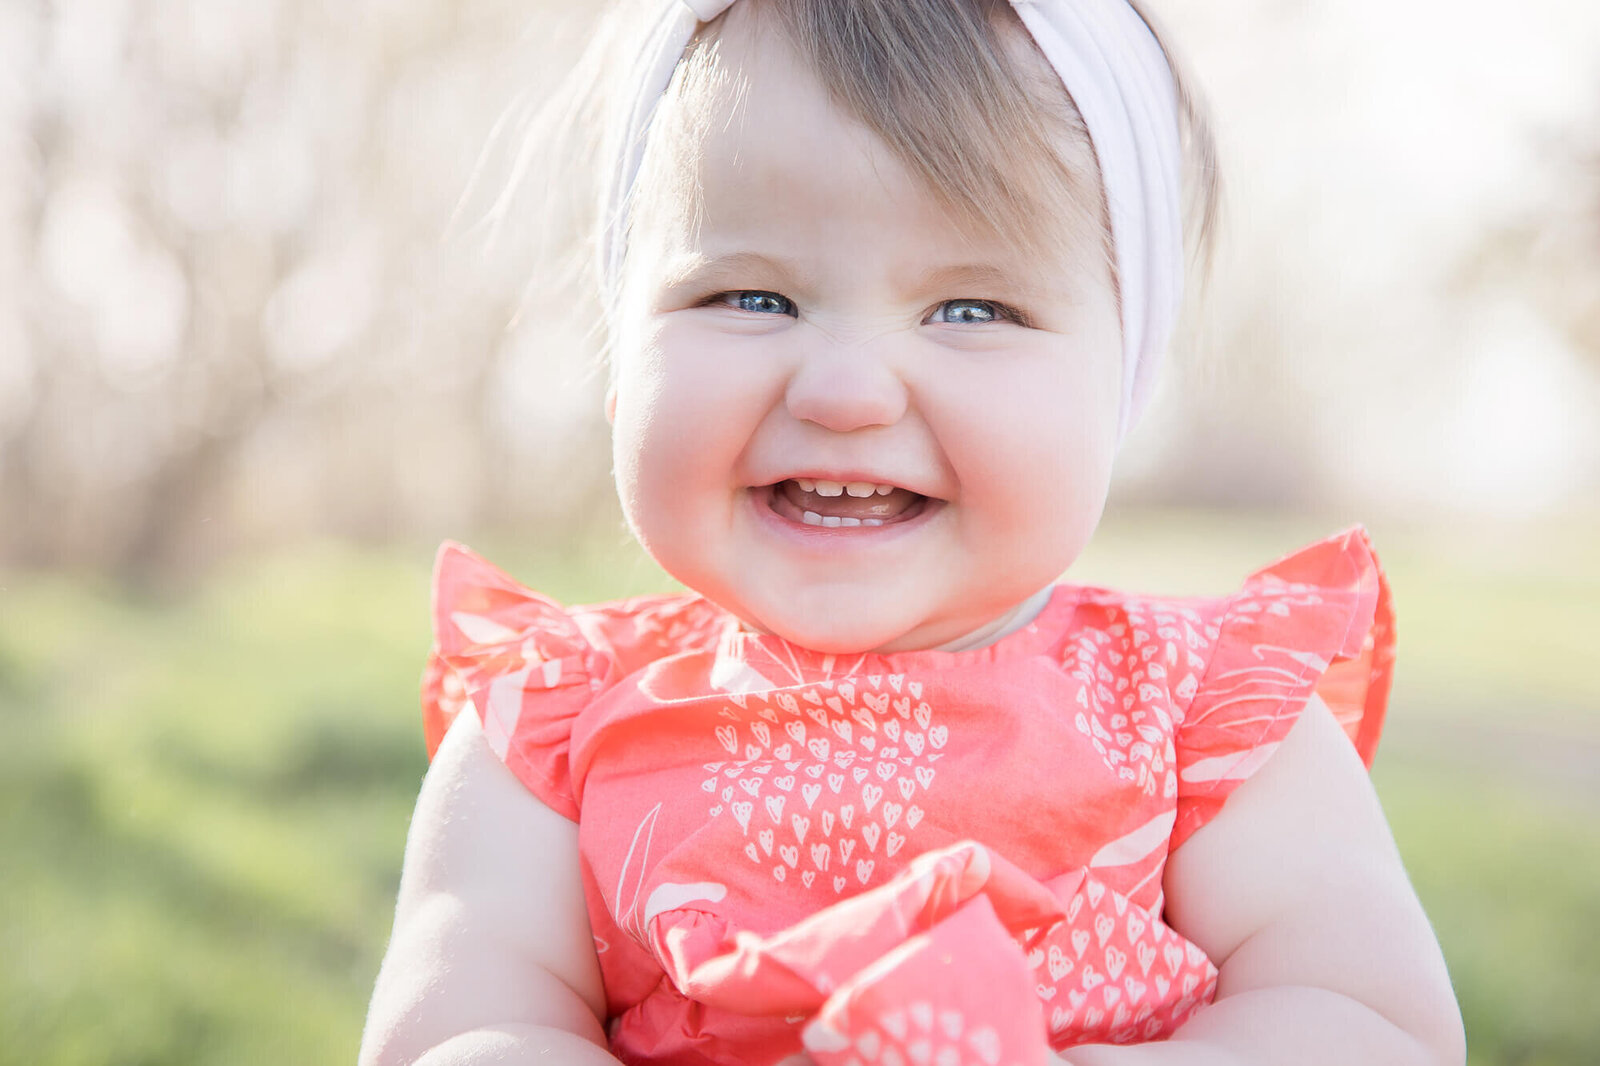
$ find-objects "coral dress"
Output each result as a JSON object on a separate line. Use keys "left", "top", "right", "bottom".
{"left": 421, "top": 529, "right": 1393, "bottom": 1066}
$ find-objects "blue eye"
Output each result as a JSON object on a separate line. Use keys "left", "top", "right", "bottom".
{"left": 726, "top": 291, "right": 796, "bottom": 316}
{"left": 928, "top": 299, "right": 1006, "bottom": 325}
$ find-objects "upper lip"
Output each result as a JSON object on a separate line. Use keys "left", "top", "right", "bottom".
{"left": 761, "top": 472, "right": 931, "bottom": 497}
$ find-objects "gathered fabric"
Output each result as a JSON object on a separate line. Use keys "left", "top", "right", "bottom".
{"left": 597, "top": 0, "right": 1184, "bottom": 441}
{"left": 422, "top": 529, "right": 1394, "bottom": 1065}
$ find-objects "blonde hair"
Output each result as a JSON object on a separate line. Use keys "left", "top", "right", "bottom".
{"left": 482, "top": 0, "right": 1218, "bottom": 345}
{"left": 754, "top": 0, "right": 1104, "bottom": 263}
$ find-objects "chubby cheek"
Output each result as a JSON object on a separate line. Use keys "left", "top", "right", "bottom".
{"left": 1044, "top": 408, "right": 1118, "bottom": 562}
{"left": 608, "top": 344, "right": 663, "bottom": 541}
{"left": 610, "top": 322, "right": 771, "bottom": 563}
{"left": 613, "top": 397, "right": 700, "bottom": 569}
{"left": 950, "top": 357, "right": 1118, "bottom": 567}
{"left": 998, "top": 436, "right": 1112, "bottom": 581}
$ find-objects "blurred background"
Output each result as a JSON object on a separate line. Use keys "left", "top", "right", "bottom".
{"left": 1, "top": 0, "right": 1597, "bottom": 1063}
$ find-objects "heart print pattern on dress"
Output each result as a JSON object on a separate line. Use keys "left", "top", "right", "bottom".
{"left": 704, "top": 673, "right": 944, "bottom": 892}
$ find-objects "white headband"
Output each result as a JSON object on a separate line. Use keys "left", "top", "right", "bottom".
{"left": 603, "top": 0, "right": 1184, "bottom": 439}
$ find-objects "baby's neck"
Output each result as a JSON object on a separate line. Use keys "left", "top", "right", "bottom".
{"left": 929, "top": 585, "right": 1056, "bottom": 653}
{"left": 734, "top": 586, "right": 1057, "bottom": 654}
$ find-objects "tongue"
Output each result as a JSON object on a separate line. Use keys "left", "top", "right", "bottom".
{"left": 780, "top": 480, "right": 920, "bottom": 521}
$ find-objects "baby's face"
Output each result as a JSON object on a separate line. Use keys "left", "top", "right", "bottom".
{"left": 610, "top": 9, "right": 1122, "bottom": 653}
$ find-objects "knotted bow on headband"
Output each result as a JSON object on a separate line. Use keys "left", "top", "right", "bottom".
{"left": 604, "top": 0, "right": 1183, "bottom": 440}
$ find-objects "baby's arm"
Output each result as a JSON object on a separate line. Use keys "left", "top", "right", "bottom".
{"left": 1059, "top": 695, "right": 1464, "bottom": 1066}
{"left": 359, "top": 710, "right": 622, "bottom": 1066}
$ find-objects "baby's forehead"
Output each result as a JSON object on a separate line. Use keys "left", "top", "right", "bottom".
{"left": 685, "top": 19, "right": 915, "bottom": 205}
{"left": 634, "top": 0, "right": 1105, "bottom": 267}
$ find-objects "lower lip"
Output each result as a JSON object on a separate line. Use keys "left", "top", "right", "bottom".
{"left": 747, "top": 485, "right": 942, "bottom": 544}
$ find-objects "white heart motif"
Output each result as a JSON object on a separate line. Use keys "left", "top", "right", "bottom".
{"left": 705, "top": 679, "right": 947, "bottom": 893}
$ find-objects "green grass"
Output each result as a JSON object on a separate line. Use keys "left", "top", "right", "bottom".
{"left": 0, "top": 549, "right": 433, "bottom": 1066}
{"left": 1, "top": 513, "right": 1596, "bottom": 1065}
{"left": 1378, "top": 760, "right": 1600, "bottom": 1066}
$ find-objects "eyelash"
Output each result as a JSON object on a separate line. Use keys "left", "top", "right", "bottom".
{"left": 709, "top": 291, "right": 1030, "bottom": 328}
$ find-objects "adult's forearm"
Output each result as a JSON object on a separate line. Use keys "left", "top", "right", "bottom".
{"left": 1057, "top": 985, "right": 1462, "bottom": 1066}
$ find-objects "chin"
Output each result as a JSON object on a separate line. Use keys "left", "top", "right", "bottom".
{"left": 746, "top": 602, "right": 916, "bottom": 655}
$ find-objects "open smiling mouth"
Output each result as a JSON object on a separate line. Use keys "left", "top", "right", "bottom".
{"left": 761, "top": 478, "right": 936, "bottom": 528}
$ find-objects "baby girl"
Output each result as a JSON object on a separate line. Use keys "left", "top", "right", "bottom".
{"left": 361, "top": 1, "right": 1465, "bottom": 1064}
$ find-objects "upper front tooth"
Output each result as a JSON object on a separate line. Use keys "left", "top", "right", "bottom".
{"left": 795, "top": 478, "right": 816, "bottom": 492}
{"left": 875, "top": 484, "right": 895, "bottom": 495}
{"left": 845, "top": 482, "right": 876, "bottom": 498}
{"left": 813, "top": 480, "right": 845, "bottom": 497}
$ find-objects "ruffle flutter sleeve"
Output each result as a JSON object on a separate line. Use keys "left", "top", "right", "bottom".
{"left": 420, "top": 542, "right": 611, "bottom": 821}
{"left": 1171, "top": 526, "right": 1395, "bottom": 849}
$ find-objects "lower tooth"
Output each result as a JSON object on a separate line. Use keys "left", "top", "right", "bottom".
{"left": 799, "top": 511, "right": 879, "bottom": 529}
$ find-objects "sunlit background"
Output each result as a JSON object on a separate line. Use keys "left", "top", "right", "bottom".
{"left": 1, "top": 1, "right": 1597, "bottom": 1064}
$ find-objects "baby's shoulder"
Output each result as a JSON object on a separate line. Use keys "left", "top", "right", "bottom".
{"left": 1053, "top": 527, "right": 1390, "bottom": 696}
{"left": 567, "top": 591, "right": 730, "bottom": 678}
{"left": 1046, "top": 527, "right": 1394, "bottom": 848}
{"left": 430, "top": 542, "right": 727, "bottom": 670}
{"left": 422, "top": 543, "right": 733, "bottom": 818}
{"left": 1056, "top": 518, "right": 1382, "bottom": 653}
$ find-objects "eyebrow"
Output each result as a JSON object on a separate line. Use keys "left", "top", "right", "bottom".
{"left": 660, "top": 251, "right": 807, "bottom": 291}
{"left": 914, "top": 262, "right": 1037, "bottom": 296}
{"left": 660, "top": 251, "right": 1051, "bottom": 303}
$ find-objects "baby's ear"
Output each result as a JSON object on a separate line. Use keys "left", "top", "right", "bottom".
{"left": 605, "top": 384, "right": 618, "bottom": 425}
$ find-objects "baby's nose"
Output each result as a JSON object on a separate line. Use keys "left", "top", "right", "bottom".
{"left": 784, "top": 339, "right": 908, "bottom": 433}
